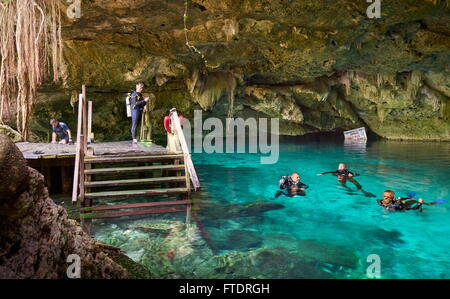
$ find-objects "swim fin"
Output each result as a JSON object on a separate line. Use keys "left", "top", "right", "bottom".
{"left": 404, "top": 199, "right": 447, "bottom": 206}
{"left": 429, "top": 200, "right": 447, "bottom": 205}
{"left": 407, "top": 192, "right": 417, "bottom": 198}
{"left": 363, "top": 191, "right": 376, "bottom": 198}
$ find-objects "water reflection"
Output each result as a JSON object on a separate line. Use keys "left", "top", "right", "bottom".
{"left": 344, "top": 140, "right": 367, "bottom": 154}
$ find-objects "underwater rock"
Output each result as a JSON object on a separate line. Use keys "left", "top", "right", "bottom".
{"left": 296, "top": 239, "right": 359, "bottom": 269}
{"left": 94, "top": 217, "right": 216, "bottom": 279}
{"left": 210, "top": 229, "right": 262, "bottom": 251}
{"left": 364, "top": 229, "right": 405, "bottom": 246}
{"left": 200, "top": 202, "right": 285, "bottom": 219}
{"left": 195, "top": 247, "right": 333, "bottom": 279}
{"left": 0, "top": 141, "right": 129, "bottom": 278}
{"left": 0, "top": 134, "right": 29, "bottom": 202}
{"left": 263, "top": 234, "right": 300, "bottom": 250}
{"left": 129, "top": 221, "right": 175, "bottom": 236}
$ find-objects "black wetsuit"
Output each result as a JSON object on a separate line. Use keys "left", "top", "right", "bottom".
{"left": 321, "top": 169, "right": 362, "bottom": 189}
{"left": 377, "top": 198, "right": 423, "bottom": 212}
{"left": 274, "top": 175, "right": 309, "bottom": 198}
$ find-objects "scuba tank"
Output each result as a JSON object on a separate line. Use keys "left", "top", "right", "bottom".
{"left": 125, "top": 92, "right": 132, "bottom": 117}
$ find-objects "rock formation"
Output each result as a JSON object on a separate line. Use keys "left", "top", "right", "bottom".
{"left": 6, "top": 0, "right": 449, "bottom": 141}
{"left": 0, "top": 134, "right": 129, "bottom": 278}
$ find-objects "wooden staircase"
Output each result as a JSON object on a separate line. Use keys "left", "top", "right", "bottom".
{"left": 72, "top": 86, "right": 200, "bottom": 229}
{"left": 79, "top": 152, "right": 192, "bottom": 219}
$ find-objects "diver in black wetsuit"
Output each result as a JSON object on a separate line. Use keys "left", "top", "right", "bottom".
{"left": 318, "top": 163, "right": 361, "bottom": 188}
{"left": 273, "top": 172, "right": 309, "bottom": 199}
{"left": 317, "top": 163, "right": 375, "bottom": 197}
{"left": 377, "top": 190, "right": 424, "bottom": 212}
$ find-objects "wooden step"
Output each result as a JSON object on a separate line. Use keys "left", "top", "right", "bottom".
{"left": 84, "top": 154, "right": 184, "bottom": 164}
{"left": 80, "top": 206, "right": 187, "bottom": 219}
{"left": 84, "top": 164, "right": 185, "bottom": 175}
{"left": 81, "top": 199, "right": 190, "bottom": 212}
{"left": 84, "top": 187, "right": 189, "bottom": 200}
{"left": 85, "top": 176, "right": 186, "bottom": 188}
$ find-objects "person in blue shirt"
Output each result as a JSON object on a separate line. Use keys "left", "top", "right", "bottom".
{"left": 50, "top": 119, "right": 72, "bottom": 144}
{"left": 130, "top": 82, "right": 151, "bottom": 144}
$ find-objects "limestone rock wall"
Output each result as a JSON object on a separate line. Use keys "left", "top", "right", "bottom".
{"left": 0, "top": 134, "right": 129, "bottom": 278}
{"left": 27, "top": 0, "right": 450, "bottom": 140}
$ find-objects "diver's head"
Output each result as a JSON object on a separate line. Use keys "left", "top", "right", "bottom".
{"left": 338, "top": 163, "right": 347, "bottom": 170}
{"left": 382, "top": 190, "right": 395, "bottom": 205}
{"left": 290, "top": 172, "right": 300, "bottom": 183}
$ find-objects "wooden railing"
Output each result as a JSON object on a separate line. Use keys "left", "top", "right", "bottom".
{"left": 170, "top": 108, "right": 201, "bottom": 191}
{"left": 72, "top": 85, "right": 92, "bottom": 203}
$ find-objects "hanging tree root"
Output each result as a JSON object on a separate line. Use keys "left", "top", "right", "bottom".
{"left": 0, "top": 0, "right": 63, "bottom": 140}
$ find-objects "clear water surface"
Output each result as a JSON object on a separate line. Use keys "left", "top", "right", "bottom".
{"left": 91, "top": 138, "right": 450, "bottom": 279}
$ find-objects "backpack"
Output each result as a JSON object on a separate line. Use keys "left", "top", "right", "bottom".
{"left": 125, "top": 92, "right": 132, "bottom": 117}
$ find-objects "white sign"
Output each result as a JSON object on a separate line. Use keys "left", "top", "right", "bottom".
{"left": 344, "top": 127, "right": 367, "bottom": 142}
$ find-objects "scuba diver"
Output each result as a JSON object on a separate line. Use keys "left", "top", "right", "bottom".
{"left": 377, "top": 190, "right": 423, "bottom": 212}
{"left": 272, "top": 172, "right": 309, "bottom": 199}
{"left": 317, "top": 163, "right": 375, "bottom": 197}
{"left": 377, "top": 190, "right": 446, "bottom": 212}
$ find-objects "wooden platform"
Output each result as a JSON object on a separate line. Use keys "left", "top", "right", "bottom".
{"left": 16, "top": 141, "right": 169, "bottom": 160}
{"left": 16, "top": 141, "right": 176, "bottom": 194}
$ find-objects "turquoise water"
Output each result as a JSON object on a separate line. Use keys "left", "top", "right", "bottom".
{"left": 90, "top": 138, "right": 450, "bottom": 278}
{"left": 191, "top": 138, "right": 450, "bottom": 279}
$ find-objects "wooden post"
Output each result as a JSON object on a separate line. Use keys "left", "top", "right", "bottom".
{"left": 82, "top": 85, "right": 88, "bottom": 154}
{"left": 185, "top": 158, "right": 191, "bottom": 198}
{"left": 86, "top": 100, "right": 93, "bottom": 205}
{"left": 61, "top": 166, "right": 71, "bottom": 194}
{"left": 43, "top": 167, "right": 52, "bottom": 193}
{"left": 87, "top": 100, "right": 93, "bottom": 144}
{"left": 72, "top": 93, "right": 84, "bottom": 203}
{"left": 79, "top": 87, "right": 91, "bottom": 233}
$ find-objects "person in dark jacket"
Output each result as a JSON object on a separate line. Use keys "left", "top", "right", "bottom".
{"left": 130, "top": 82, "right": 151, "bottom": 143}
{"left": 273, "top": 172, "right": 309, "bottom": 199}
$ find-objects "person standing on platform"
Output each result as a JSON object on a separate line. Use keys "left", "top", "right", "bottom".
{"left": 130, "top": 82, "right": 152, "bottom": 144}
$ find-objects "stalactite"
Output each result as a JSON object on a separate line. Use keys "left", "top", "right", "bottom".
{"left": 377, "top": 104, "right": 387, "bottom": 123}
{"left": 186, "top": 69, "right": 237, "bottom": 117}
{"left": 406, "top": 71, "right": 422, "bottom": 100}
{"left": 426, "top": 0, "right": 450, "bottom": 8}
{"left": 0, "top": 0, "right": 62, "bottom": 140}
{"left": 338, "top": 71, "right": 353, "bottom": 95}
